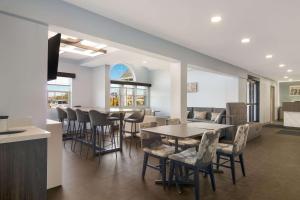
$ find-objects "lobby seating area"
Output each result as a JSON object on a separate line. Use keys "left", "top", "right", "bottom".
{"left": 1, "top": 1, "right": 300, "bottom": 200}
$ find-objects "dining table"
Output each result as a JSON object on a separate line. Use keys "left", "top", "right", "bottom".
{"left": 141, "top": 122, "right": 234, "bottom": 190}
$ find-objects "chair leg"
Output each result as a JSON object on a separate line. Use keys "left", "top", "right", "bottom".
{"left": 129, "top": 123, "right": 133, "bottom": 157}
{"left": 194, "top": 168, "right": 200, "bottom": 200}
{"left": 230, "top": 155, "right": 236, "bottom": 184}
{"left": 239, "top": 154, "right": 246, "bottom": 176}
{"left": 216, "top": 153, "right": 220, "bottom": 171}
{"left": 208, "top": 164, "right": 216, "bottom": 192}
{"left": 168, "top": 161, "right": 175, "bottom": 188}
{"left": 160, "top": 158, "right": 167, "bottom": 189}
{"left": 142, "top": 153, "right": 149, "bottom": 179}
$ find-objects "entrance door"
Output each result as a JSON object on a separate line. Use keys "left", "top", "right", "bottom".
{"left": 270, "top": 86, "right": 275, "bottom": 122}
{"left": 247, "top": 76, "right": 260, "bottom": 122}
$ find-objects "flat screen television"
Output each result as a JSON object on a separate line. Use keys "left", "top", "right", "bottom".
{"left": 48, "top": 33, "right": 61, "bottom": 81}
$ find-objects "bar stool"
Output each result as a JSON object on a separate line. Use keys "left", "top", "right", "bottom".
{"left": 108, "top": 113, "right": 121, "bottom": 144}
{"left": 72, "top": 109, "right": 91, "bottom": 156}
{"left": 123, "top": 111, "right": 145, "bottom": 156}
{"left": 66, "top": 108, "right": 77, "bottom": 134}
{"left": 56, "top": 107, "right": 67, "bottom": 129}
{"left": 89, "top": 110, "right": 117, "bottom": 165}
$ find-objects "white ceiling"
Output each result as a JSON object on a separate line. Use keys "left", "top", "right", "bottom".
{"left": 49, "top": 27, "right": 173, "bottom": 70}
{"left": 64, "top": 0, "right": 300, "bottom": 81}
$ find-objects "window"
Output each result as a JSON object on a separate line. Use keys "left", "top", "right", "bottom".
{"left": 110, "top": 85, "right": 149, "bottom": 108}
{"left": 110, "top": 64, "right": 135, "bottom": 81}
{"left": 47, "top": 77, "right": 72, "bottom": 108}
{"left": 247, "top": 77, "right": 260, "bottom": 122}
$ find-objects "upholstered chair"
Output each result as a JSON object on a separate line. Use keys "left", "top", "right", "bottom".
{"left": 141, "top": 122, "right": 175, "bottom": 189}
{"left": 216, "top": 124, "right": 250, "bottom": 184}
{"left": 168, "top": 130, "right": 220, "bottom": 200}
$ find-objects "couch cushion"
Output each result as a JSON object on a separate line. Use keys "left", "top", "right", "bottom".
{"left": 194, "top": 107, "right": 213, "bottom": 119}
{"left": 194, "top": 111, "right": 207, "bottom": 120}
{"left": 211, "top": 112, "right": 220, "bottom": 121}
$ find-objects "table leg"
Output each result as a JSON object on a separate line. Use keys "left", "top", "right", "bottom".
{"left": 119, "top": 112, "right": 124, "bottom": 152}
{"left": 92, "top": 126, "right": 96, "bottom": 156}
{"left": 175, "top": 138, "right": 179, "bottom": 153}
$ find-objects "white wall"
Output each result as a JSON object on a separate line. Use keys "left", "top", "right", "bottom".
{"left": 58, "top": 60, "right": 93, "bottom": 107}
{"left": 259, "top": 78, "right": 278, "bottom": 123}
{"left": 130, "top": 65, "right": 150, "bottom": 83}
{"left": 149, "top": 69, "right": 171, "bottom": 116}
{"left": 187, "top": 70, "right": 239, "bottom": 108}
{"left": 0, "top": 13, "right": 47, "bottom": 128}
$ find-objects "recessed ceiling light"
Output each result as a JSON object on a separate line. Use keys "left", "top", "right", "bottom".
{"left": 287, "top": 69, "right": 293, "bottom": 73}
{"left": 265, "top": 54, "right": 273, "bottom": 59}
{"left": 289, "top": 78, "right": 293, "bottom": 81}
{"left": 211, "top": 16, "right": 222, "bottom": 23}
{"left": 241, "top": 38, "right": 250, "bottom": 44}
{"left": 279, "top": 64, "right": 286, "bottom": 68}
{"left": 143, "top": 61, "right": 147, "bottom": 64}
{"left": 284, "top": 76, "right": 289, "bottom": 79}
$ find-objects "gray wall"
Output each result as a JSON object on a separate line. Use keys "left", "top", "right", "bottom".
{"left": 279, "top": 81, "right": 300, "bottom": 104}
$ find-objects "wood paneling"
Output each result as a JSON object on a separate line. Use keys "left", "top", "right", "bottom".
{"left": 0, "top": 139, "right": 47, "bottom": 200}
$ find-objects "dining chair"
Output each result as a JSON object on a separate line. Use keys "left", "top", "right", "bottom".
{"left": 123, "top": 110, "right": 145, "bottom": 156}
{"left": 216, "top": 124, "right": 250, "bottom": 184}
{"left": 167, "top": 118, "right": 201, "bottom": 149}
{"left": 66, "top": 108, "right": 77, "bottom": 134}
{"left": 89, "top": 110, "right": 117, "bottom": 164}
{"left": 56, "top": 107, "right": 67, "bottom": 129}
{"left": 72, "top": 109, "right": 91, "bottom": 156}
{"left": 141, "top": 122, "right": 175, "bottom": 189}
{"left": 168, "top": 130, "right": 220, "bottom": 200}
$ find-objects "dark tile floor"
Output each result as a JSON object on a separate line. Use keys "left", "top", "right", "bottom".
{"left": 48, "top": 127, "right": 300, "bottom": 200}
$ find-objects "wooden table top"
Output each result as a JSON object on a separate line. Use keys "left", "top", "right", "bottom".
{"left": 141, "top": 122, "right": 234, "bottom": 138}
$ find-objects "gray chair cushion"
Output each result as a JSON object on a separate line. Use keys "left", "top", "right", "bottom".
{"left": 226, "top": 103, "right": 247, "bottom": 125}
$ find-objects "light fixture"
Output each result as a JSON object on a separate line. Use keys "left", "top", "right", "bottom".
{"left": 265, "top": 54, "right": 273, "bottom": 59}
{"left": 279, "top": 64, "right": 286, "bottom": 68}
{"left": 284, "top": 76, "right": 289, "bottom": 79}
{"left": 143, "top": 61, "right": 147, "bottom": 64}
{"left": 80, "top": 40, "right": 107, "bottom": 49}
{"left": 211, "top": 15, "right": 222, "bottom": 23}
{"left": 241, "top": 38, "right": 250, "bottom": 44}
{"left": 287, "top": 69, "right": 293, "bottom": 73}
{"left": 289, "top": 78, "right": 293, "bottom": 81}
{"left": 60, "top": 46, "right": 104, "bottom": 57}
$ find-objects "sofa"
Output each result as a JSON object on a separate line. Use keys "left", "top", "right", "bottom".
{"left": 187, "top": 107, "right": 226, "bottom": 124}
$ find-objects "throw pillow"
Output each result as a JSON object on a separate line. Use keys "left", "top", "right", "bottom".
{"left": 193, "top": 111, "right": 207, "bottom": 120}
{"left": 211, "top": 112, "right": 220, "bottom": 121}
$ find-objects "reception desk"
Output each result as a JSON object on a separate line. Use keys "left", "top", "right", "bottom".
{"left": 282, "top": 102, "right": 300, "bottom": 128}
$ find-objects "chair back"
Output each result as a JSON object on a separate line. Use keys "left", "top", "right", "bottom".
{"left": 233, "top": 124, "right": 250, "bottom": 154}
{"left": 196, "top": 130, "right": 220, "bottom": 166}
{"left": 128, "top": 111, "right": 145, "bottom": 123}
{"left": 167, "top": 118, "right": 180, "bottom": 125}
{"left": 66, "top": 108, "right": 77, "bottom": 121}
{"left": 76, "top": 109, "right": 90, "bottom": 123}
{"left": 89, "top": 110, "right": 110, "bottom": 127}
{"left": 140, "top": 122, "right": 161, "bottom": 148}
{"left": 56, "top": 107, "right": 67, "bottom": 121}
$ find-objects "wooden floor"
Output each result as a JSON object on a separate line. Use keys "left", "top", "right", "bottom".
{"left": 48, "top": 127, "right": 300, "bottom": 200}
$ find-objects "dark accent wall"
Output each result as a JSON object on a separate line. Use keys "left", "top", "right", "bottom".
{"left": 279, "top": 81, "right": 300, "bottom": 104}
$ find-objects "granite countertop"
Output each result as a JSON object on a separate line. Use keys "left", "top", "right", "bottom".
{"left": 0, "top": 126, "right": 51, "bottom": 144}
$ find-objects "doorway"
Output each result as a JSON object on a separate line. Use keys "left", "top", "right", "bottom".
{"left": 247, "top": 76, "right": 260, "bottom": 122}
{"left": 270, "top": 86, "right": 275, "bottom": 122}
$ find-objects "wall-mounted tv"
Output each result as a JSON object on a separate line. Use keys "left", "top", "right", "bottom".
{"left": 48, "top": 33, "right": 61, "bottom": 81}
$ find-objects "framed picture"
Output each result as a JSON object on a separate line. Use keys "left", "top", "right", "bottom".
{"left": 187, "top": 82, "right": 198, "bottom": 93}
{"left": 289, "top": 85, "right": 300, "bottom": 96}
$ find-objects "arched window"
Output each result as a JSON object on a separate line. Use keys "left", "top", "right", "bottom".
{"left": 110, "top": 64, "right": 135, "bottom": 81}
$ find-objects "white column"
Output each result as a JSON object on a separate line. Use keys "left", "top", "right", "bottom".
{"left": 104, "top": 64, "right": 110, "bottom": 109}
{"left": 92, "top": 64, "right": 110, "bottom": 109}
{"left": 170, "top": 62, "right": 187, "bottom": 123}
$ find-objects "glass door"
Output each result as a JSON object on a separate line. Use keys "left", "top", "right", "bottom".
{"left": 247, "top": 77, "right": 260, "bottom": 122}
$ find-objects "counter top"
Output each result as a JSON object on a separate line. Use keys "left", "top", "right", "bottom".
{"left": 0, "top": 126, "right": 51, "bottom": 144}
